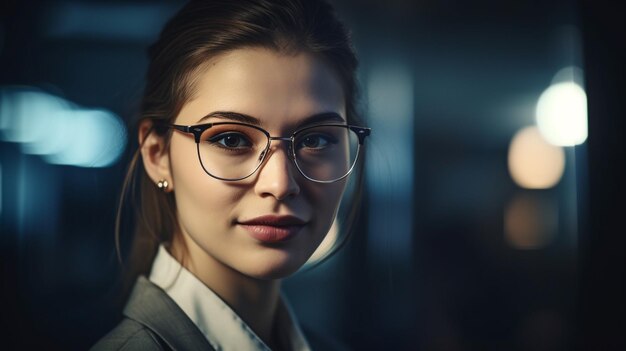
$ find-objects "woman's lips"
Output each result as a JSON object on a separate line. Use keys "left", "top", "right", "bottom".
{"left": 238, "top": 215, "right": 306, "bottom": 243}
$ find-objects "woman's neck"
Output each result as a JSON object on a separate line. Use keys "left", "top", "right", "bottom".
{"left": 169, "top": 235, "right": 281, "bottom": 346}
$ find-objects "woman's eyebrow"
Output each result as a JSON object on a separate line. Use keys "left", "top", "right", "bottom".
{"left": 196, "top": 111, "right": 261, "bottom": 125}
{"left": 196, "top": 111, "right": 346, "bottom": 126}
{"left": 298, "top": 112, "right": 346, "bottom": 127}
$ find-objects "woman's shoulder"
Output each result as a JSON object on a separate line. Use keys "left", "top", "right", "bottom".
{"left": 90, "top": 317, "right": 169, "bottom": 351}
{"left": 90, "top": 275, "right": 213, "bottom": 350}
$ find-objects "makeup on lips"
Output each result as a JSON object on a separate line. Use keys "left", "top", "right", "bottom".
{"left": 238, "top": 215, "right": 307, "bottom": 243}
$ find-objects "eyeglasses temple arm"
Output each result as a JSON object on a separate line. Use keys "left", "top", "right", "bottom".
{"left": 349, "top": 126, "right": 371, "bottom": 144}
{"left": 168, "top": 123, "right": 206, "bottom": 143}
{"left": 169, "top": 124, "right": 190, "bottom": 133}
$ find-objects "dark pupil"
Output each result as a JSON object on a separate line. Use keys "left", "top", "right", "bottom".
{"left": 303, "top": 136, "right": 319, "bottom": 148}
{"left": 224, "top": 135, "right": 241, "bottom": 147}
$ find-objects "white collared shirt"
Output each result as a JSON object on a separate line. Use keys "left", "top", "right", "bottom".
{"left": 148, "top": 244, "right": 311, "bottom": 351}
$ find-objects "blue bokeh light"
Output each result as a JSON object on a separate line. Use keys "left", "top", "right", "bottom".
{"left": 44, "top": 109, "right": 127, "bottom": 167}
{"left": 366, "top": 62, "right": 415, "bottom": 265}
{"left": 0, "top": 88, "right": 72, "bottom": 145}
{"left": 0, "top": 87, "right": 127, "bottom": 168}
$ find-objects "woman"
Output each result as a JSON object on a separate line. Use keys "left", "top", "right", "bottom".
{"left": 92, "top": 0, "right": 369, "bottom": 350}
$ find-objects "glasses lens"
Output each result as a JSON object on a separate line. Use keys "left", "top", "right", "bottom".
{"left": 197, "top": 124, "right": 268, "bottom": 180}
{"left": 293, "top": 125, "right": 360, "bottom": 182}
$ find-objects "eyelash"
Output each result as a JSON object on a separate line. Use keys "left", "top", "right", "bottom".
{"left": 207, "top": 132, "right": 254, "bottom": 150}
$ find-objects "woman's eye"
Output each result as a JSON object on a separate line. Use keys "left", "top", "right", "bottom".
{"left": 208, "top": 133, "right": 252, "bottom": 149}
{"left": 298, "top": 134, "right": 333, "bottom": 149}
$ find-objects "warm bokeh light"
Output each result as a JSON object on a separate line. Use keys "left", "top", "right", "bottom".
{"left": 505, "top": 193, "right": 558, "bottom": 249}
{"left": 536, "top": 81, "right": 588, "bottom": 146}
{"left": 508, "top": 126, "right": 565, "bottom": 189}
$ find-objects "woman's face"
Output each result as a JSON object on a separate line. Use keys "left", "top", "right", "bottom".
{"left": 164, "top": 48, "right": 347, "bottom": 280}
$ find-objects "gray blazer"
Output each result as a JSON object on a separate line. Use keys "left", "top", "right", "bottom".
{"left": 91, "top": 275, "right": 215, "bottom": 350}
{"left": 91, "top": 275, "right": 343, "bottom": 351}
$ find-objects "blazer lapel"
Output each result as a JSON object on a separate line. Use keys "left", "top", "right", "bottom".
{"left": 123, "top": 275, "right": 216, "bottom": 351}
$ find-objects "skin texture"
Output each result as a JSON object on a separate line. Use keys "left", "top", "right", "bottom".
{"left": 139, "top": 48, "right": 347, "bottom": 346}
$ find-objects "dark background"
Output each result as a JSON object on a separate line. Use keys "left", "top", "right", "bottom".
{"left": 1, "top": 0, "right": 624, "bottom": 350}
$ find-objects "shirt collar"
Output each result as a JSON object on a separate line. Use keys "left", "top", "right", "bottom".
{"left": 148, "top": 244, "right": 311, "bottom": 351}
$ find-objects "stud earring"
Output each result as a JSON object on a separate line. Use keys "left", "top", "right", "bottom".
{"left": 157, "top": 179, "right": 169, "bottom": 191}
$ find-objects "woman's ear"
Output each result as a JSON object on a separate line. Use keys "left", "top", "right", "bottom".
{"left": 139, "top": 120, "right": 174, "bottom": 192}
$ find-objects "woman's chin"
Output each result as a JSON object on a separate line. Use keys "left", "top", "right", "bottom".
{"left": 238, "top": 252, "right": 308, "bottom": 280}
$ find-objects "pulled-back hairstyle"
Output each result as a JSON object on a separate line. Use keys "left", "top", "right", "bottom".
{"left": 115, "top": 0, "right": 365, "bottom": 302}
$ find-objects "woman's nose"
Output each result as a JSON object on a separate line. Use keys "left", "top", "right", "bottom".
{"left": 253, "top": 143, "right": 300, "bottom": 200}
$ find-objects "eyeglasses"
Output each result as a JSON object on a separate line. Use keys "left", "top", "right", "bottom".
{"left": 161, "top": 122, "right": 371, "bottom": 183}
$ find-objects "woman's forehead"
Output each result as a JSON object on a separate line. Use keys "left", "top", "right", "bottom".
{"left": 176, "top": 48, "right": 346, "bottom": 128}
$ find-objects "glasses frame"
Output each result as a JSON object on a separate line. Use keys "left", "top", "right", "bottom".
{"left": 161, "top": 121, "right": 371, "bottom": 183}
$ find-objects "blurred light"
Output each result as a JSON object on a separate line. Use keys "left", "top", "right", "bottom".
{"left": 505, "top": 193, "right": 558, "bottom": 249}
{"left": 536, "top": 81, "right": 587, "bottom": 146}
{"left": 44, "top": 109, "right": 127, "bottom": 167}
{"left": 508, "top": 126, "right": 565, "bottom": 189}
{"left": 0, "top": 87, "right": 126, "bottom": 168}
{"left": 21, "top": 108, "right": 73, "bottom": 156}
{"left": 367, "top": 65, "right": 414, "bottom": 188}
{"left": 0, "top": 89, "right": 72, "bottom": 144}
{"left": 366, "top": 62, "right": 414, "bottom": 264}
{"left": 305, "top": 218, "right": 339, "bottom": 267}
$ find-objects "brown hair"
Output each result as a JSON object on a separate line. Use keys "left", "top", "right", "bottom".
{"left": 114, "top": 0, "right": 365, "bottom": 303}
